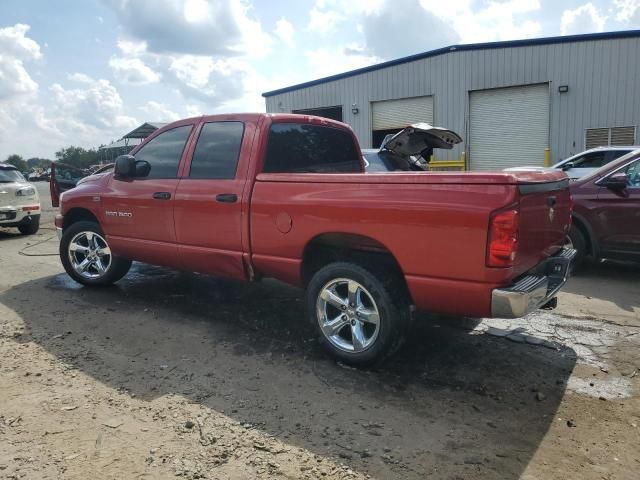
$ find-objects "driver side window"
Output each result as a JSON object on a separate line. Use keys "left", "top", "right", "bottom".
{"left": 134, "top": 125, "right": 193, "bottom": 179}
{"left": 623, "top": 160, "right": 640, "bottom": 188}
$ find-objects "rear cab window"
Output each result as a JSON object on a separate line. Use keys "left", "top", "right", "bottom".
{"left": 263, "top": 123, "right": 361, "bottom": 173}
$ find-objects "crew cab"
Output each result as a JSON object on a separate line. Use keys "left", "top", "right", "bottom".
{"left": 52, "top": 114, "right": 575, "bottom": 365}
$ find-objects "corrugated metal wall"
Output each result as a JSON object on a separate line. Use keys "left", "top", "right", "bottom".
{"left": 264, "top": 37, "right": 640, "bottom": 163}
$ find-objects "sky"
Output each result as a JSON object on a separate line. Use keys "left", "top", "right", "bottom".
{"left": 0, "top": 0, "right": 639, "bottom": 159}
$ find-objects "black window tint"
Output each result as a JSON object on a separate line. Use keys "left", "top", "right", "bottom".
{"left": 189, "top": 122, "right": 244, "bottom": 179}
{"left": 263, "top": 123, "right": 361, "bottom": 173}
{"left": 135, "top": 125, "right": 192, "bottom": 179}
{"left": 573, "top": 152, "right": 607, "bottom": 168}
{"left": 610, "top": 150, "right": 631, "bottom": 161}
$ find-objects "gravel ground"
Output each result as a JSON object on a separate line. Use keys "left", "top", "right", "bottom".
{"left": 0, "top": 182, "right": 638, "bottom": 479}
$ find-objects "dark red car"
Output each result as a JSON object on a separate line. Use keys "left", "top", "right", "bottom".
{"left": 567, "top": 150, "right": 640, "bottom": 264}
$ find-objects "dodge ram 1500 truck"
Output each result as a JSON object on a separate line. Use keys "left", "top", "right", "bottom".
{"left": 52, "top": 114, "right": 575, "bottom": 365}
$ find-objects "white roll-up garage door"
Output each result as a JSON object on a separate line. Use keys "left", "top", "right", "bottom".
{"left": 372, "top": 96, "right": 434, "bottom": 130}
{"left": 469, "top": 84, "right": 549, "bottom": 171}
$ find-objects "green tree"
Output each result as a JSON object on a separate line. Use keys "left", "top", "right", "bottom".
{"left": 54, "top": 146, "right": 98, "bottom": 169}
{"left": 5, "top": 154, "right": 28, "bottom": 172}
{"left": 27, "top": 157, "right": 53, "bottom": 169}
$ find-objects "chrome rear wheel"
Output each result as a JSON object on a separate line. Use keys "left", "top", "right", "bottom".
{"left": 316, "top": 278, "right": 381, "bottom": 353}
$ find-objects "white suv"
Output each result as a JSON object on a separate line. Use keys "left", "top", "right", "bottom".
{"left": 0, "top": 163, "right": 41, "bottom": 235}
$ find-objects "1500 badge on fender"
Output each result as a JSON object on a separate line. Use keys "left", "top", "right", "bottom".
{"left": 105, "top": 211, "right": 132, "bottom": 217}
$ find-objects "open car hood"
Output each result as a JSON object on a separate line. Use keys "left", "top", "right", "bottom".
{"left": 382, "top": 123, "right": 462, "bottom": 157}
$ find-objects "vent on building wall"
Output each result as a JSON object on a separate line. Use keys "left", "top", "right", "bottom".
{"left": 585, "top": 126, "right": 636, "bottom": 149}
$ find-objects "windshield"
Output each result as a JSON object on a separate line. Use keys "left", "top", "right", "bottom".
{"left": 578, "top": 150, "right": 640, "bottom": 183}
{"left": 0, "top": 168, "right": 26, "bottom": 183}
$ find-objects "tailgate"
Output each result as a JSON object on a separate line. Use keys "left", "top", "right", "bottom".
{"left": 516, "top": 179, "right": 572, "bottom": 275}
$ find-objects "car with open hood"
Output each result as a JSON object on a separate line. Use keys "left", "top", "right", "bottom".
{"left": 363, "top": 123, "right": 463, "bottom": 172}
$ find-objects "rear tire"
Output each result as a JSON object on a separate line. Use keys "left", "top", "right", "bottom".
{"left": 566, "top": 224, "right": 587, "bottom": 268}
{"left": 60, "top": 221, "right": 131, "bottom": 286}
{"left": 306, "top": 262, "right": 409, "bottom": 366}
{"left": 18, "top": 216, "right": 40, "bottom": 235}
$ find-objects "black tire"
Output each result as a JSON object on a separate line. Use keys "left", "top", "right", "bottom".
{"left": 306, "top": 261, "right": 410, "bottom": 366}
{"left": 566, "top": 224, "right": 587, "bottom": 268}
{"left": 18, "top": 215, "right": 40, "bottom": 235}
{"left": 60, "top": 221, "right": 131, "bottom": 286}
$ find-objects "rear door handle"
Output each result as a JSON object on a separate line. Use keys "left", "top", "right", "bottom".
{"left": 216, "top": 193, "right": 238, "bottom": 203}
{"left": 152, "top": 192, "right": 171, "bottom": 200}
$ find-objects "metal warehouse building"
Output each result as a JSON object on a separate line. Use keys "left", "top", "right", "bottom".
{"left": 263, "top": 30, "right": 640, "bottom": 171}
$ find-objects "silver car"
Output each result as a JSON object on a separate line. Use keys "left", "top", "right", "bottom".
{"left": 506, "top": 146, "right": 638, "bottom": 179}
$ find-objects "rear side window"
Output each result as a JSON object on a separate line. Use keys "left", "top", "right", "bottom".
{"left": 135, "top": 125, "right": 192, "bottom": 179}
{"left": 263, "top": 123, "right": 361, "bottom": 173}
{"left": 189, "top": 122, "right": 244, "bottom": 179}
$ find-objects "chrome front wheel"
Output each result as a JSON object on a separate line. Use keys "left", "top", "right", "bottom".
{"left": 316, "top": 278, "right": 381, "bottom": 353}
{"left": 68, "top": 231, "right": 112, "bottom": 279}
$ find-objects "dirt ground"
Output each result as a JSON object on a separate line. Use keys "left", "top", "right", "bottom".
{"left": 1, "top": 182, "right": 639, "bottom": 480}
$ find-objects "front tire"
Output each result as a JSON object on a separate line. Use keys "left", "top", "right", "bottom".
{"left": 306, "top": 262, "right": 409, "bottom": 366}
{"left": 60, "top": 221, "right": 131, "bottom": 286}
{"left": 18, "top": 215, "right": 40, "bottom": 235}
{"left": 566, "top": 224, "right": 587, "bottom": 268}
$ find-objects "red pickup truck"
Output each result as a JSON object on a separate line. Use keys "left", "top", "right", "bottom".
{"left": 52, "top": 114, "right": 575, "bottom": 365}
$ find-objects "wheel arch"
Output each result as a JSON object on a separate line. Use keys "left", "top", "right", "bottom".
{"left": 300, "top": 232, "right": 412, "bottom": 303}
{"left": 62, "top": 207, "right": 100, "bottom": 230}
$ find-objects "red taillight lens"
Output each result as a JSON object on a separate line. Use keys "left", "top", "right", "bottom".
{"left": 487, "top": 208, "right": 519, "bottom": 267}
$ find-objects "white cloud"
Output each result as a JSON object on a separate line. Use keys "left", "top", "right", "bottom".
{"left": 360, "top": 0, "right": 459, "bottom": 58}
{"left": 0, "top": 24, "right": 41, "bottom": 100}
{"left": 109, "top": 56, "right": 161, "bottom": 85}
{"left": 304, "top": 47, "right": 378, "bottom": 79}
{"left": 612, "top": 0, "right": 640, "bottom": 24}
{"left": 308, "top": 7, "right": 343, "bottom": 34}
{"left": 275, "top": 17, "right": 294, "bottom": 45}
{"left": 420, "top": 0, "right": 541, "bottom": 44}
{"left": 104, "top": 0, "right": 272, "bottom": 57}
{"left": 138, "top": 101, "right": 180, "bottom": 121}
{"left": 561, "top": 3, "right": 607, "bottom": 35}
{"left": 48, "top": 80, "right": 137, "bottom": 132}
{"left": 68, "top": 72, "right": 94, "bottom": 83}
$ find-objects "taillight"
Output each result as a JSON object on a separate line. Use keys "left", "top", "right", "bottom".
{"left": 487, "top": 207, "right": 519, "bottom": 267}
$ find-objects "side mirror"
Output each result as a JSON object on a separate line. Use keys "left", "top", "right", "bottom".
{"left": 135, "top": 160, "right": 151, "bottom": 177}
{"left": 601, "top": 172, "right": 629, "bottom": 190}
{"left": 114, "top": 155, "right": 136, "bottom": 179}
{"left": 561, "top": 162, "right": 575, "bottom": 171}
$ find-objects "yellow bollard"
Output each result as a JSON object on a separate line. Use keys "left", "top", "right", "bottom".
{"left": 544, "top": 148, "right": 551, "bottom": 167}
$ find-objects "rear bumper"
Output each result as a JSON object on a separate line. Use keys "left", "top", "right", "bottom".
{"left": 491, "top": 247, "right": 577, "bottom": 318}
{"left": 0, "top": 207, "right": 40, "bottom": 228}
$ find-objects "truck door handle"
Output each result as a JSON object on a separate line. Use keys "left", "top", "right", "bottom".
{"left": 152, "top": 192, "right": 171, "bottom": 200}
{"left": 216, "top": 193, "right": 238, "bottom": 203}
{"left": 547, "top": 196, "right": 557, "bottom": 207}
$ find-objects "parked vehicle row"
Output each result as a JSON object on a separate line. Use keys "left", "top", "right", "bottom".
{"left": 51, "top": 114, "right": 575, "bottom": 365}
